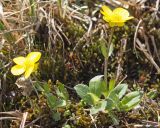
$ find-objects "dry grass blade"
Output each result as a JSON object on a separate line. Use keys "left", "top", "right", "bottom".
{"left": 0, "top": 117, "right": 21, "bottom": 120}
{"left": 19, "top": 112, "right": 28, "bottom": 128}
{"left": 136, "top": 38, "right": 160, "bottom": 73}
{"left": 24, "top": 115, "right": 45, "bottom": 128}
{"left": 0, "top": 111, "right": 23, "bottom": 117}
{"left": 0, "top": 111, "right": 23, "bottom": 121}
{"left": 134, "top": 19, "right": 142, "bottom": 51}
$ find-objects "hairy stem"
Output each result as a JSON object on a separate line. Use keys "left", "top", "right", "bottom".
{"left": 104, "top": 27, "right": 114, "bottom": 90}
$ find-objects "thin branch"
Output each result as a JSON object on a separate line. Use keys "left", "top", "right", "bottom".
{"left": 104, "top": 27, "right": 114, "bottom": 88}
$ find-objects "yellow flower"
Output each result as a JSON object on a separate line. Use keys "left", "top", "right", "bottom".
{"left": 11, "top": 52, "right": 41, "bottom": 79}
{"left": 101, "top": 5, "right": 134, "bottom": 27}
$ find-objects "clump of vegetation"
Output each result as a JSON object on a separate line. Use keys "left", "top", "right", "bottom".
{"left": 0, "top": 0, "right": 160, "bottom": 128}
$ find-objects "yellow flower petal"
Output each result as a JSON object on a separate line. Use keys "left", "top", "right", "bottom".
{"left": 116, "top": 22, "right": 125, "bottom": 27}
{"left": 26, "top": 52, "right": 41, "bottom": 63}
{"left": 11, "top": 65, "right": 25, "bottom": 76}
{"left": 33, "top": 63, "right": 39, "bottom": 72}
{"left": 101, "top": 6, "right": 113, "bottom": 21}
{"left": 103, "top": 16, "right": 110, "bottom": 22}
{"left": 110, "top": 13, "right": 123, "bottom": 22}
{"left": 24, "top": 64, "right": 34, "bottom": 78}
{"left": 125, "top": 16, "right": 134, "bottom": 21}
{"left": 13, "top": 57, "right": 26, "bottom": 65}
{"left": 101, "top": 5, "right": 134, "bottom": 27}
{"left": 113, "top": 8, "right": 134, "bottom": 21}
{"left": 109, "top": 22, "right": 116, "bottom": 27}
{"left": 101, "top": 5, "right": 112, "bottom": 15}
{"left": 113, "top": 8, "right": 129, "bottom": 19}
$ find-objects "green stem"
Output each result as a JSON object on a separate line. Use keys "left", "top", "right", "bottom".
{"left": 29, "top": 0, "right": 35, "bottom": 16}
{"left": 104, "top": 27, "right": 114, "bottom": 90}
{"left": 58, "top": 0, "right": 62, "bottom": 17}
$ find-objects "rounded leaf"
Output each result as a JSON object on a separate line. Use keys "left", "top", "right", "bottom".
{"left": 89, "top": 75, "right": 106, "bottom": 98}
{"left": 74, "top": 84, "right": 89, "bottom": 99}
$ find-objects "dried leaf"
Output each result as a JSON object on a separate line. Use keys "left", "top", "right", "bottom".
{"left": 15, "top": 77, "right": 33, "bottom": 96}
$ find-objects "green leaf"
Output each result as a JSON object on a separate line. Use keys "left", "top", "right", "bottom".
{"left": 105, "top": 98, "right": 116, "bottom": 111}
{"left": 74, "top": 84, "right": 89, "bottom": 99}
{"left": 52, "top": 112, "right": 61, "bottom": 121}
{"left": 62, "top": 124, "right": 71, "bottom": 128}
{"left": 100, "top": 41, "right": 108, "bottom": 58}
{"left": 121, "top": 91, "right": 141, "bottom": 104}
{"left": 46, "top": 93, "right": 57, "bottom": 109}
{"left": 35, "top": 82, "right": 51, "bottom": 94}
{"left": 43, "top": 83, "right": 51, "bottom": 93}
{"left": 109, "top": 78, "right": 116, "bottom": 91}
{"left": 107, "top": 92, "right": 120, "bottom": 110}
{"left": 147, "top": 90, "right": 157, "bottom": 99}
{"left": 120, "top": 91, "right": 142, "bottom": 111}
{"left": 55, "top": 99, "right": 66, "bottom": 108}
{"left": 29, "top": 0, "right": 36, "bottom": 16}
{"left": 111, "top": 84, "right": 128, "bottom": 99}
{"left": 46, "top": 93, "right": 66, "bottom": 109}
{"left": 108, "top": 43, "right": 114, "bottom": 57}
{"left": 89, "top": 75, "right": 106, "bottom": 98}
{"left": 0, "top": 21, "right": 5, "bottom": 30}
{"left": 109, "top": 112, "right": 120, "bottom": 125}
{"left": 56, "top": 81, "right": 69, "bottom": 100}
{"left": 34, "top": 82, "right": 44, "bottom": 92}
{"left": 90, "top": 100, "right": 107, "bottom": 114}
{"left": 84, "top": 93, "right": 100, "bottom": 105}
